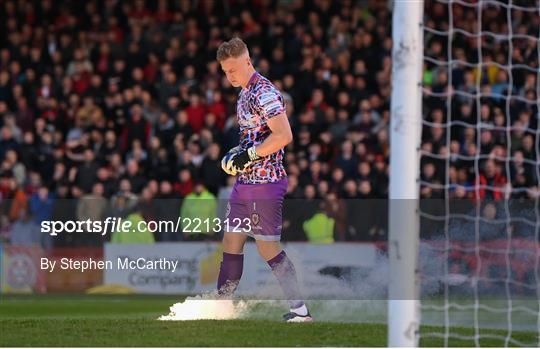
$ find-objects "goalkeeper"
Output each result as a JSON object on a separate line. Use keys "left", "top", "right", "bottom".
{"left": 215, "top": 37, "right": 312, "bottom": 322}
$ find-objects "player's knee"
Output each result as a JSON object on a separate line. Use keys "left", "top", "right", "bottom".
{"left": 222, "top": 233, "right": 244, "bottom": 254}
{"left": 256, "top": 241, "right": 281, "bottom": 261}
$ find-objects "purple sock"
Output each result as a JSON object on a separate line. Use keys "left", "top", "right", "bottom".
{"left": 267, "top": 250, "right": 305, "bottom": 309}
{"left": 217, "top": 252, "right": 244, "bottom": 296}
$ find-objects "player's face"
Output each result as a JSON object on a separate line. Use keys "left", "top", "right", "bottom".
{"left": 220, "top": 55, "right": 250, "bottom": 88}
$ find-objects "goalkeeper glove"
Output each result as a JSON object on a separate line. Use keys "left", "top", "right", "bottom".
{"left": 221, "top": 146, "right": 242, "bottom": 175}
{"left": 231, "top": 146, "right": 261, "bottom": 173}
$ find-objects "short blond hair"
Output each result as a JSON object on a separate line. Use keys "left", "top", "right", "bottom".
{"left": 216, "top": 37, "right": 248, "bottom": 62}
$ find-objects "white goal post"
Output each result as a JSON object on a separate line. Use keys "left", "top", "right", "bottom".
{"left": 390, "top": 0, "right": 540, "bottom": 347}
{"left": 389, "top": 0, "right": 424, "bottom": 346}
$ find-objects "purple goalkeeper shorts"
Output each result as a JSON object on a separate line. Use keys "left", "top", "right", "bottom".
{"left": 226, "top": 177, "right": 288, "bottom": 241}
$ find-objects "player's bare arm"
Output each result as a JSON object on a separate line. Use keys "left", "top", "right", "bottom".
{"left": 254, "top": 113, "right": 293, "bottom": 157}
{"left": 229, "top": 112, "right": 292, "bottom": 171}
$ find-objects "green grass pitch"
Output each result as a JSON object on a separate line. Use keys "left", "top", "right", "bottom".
{"left": 0, "top": 295, "right": 537, "bottom": 347}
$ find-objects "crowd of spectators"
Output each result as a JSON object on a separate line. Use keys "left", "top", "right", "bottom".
{"left": 422, "top": 0, "right": 539, "bottom": 202}
{"left": 0, "top": 0, "right": 537, "bottom": 247}
{"left": 420, "top": 0, "right": 540, "bottom": 240}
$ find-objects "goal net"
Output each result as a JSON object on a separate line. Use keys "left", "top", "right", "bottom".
{"left": 418, "top": 0, "right": 540, "bottom": 346}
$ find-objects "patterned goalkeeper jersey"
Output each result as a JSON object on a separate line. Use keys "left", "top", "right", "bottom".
{"left": 236, "top": 72, "right": 287, "bottom": 184}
